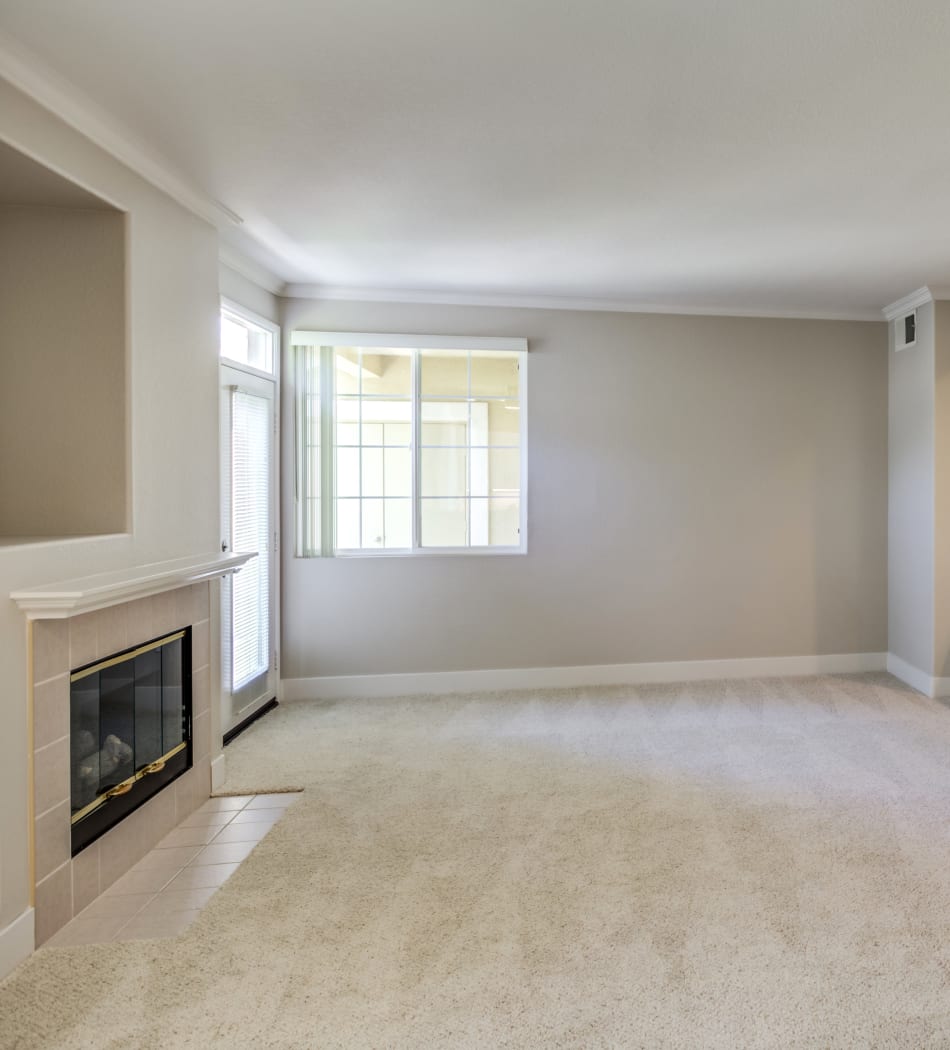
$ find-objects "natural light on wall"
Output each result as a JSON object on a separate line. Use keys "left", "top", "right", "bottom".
{"left": 294, "top": 333, "right": 527, "bottom": 556}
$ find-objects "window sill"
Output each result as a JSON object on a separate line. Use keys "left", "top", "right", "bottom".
{"left": 298, "top": 546, "right": 527, "bottom": 560}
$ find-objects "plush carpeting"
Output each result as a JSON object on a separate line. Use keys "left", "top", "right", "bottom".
{"left": 3, "top": 673, "right": 950, "bottom": 1048}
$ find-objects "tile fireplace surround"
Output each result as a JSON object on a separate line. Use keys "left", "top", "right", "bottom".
{"left": 15, "top": 554, "right": 251, "bottom": 946}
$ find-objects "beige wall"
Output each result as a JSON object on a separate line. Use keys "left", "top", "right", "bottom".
{"left": 219, "top": 263, "right": 280, "bottom": 324}
{"left": 280, "top": 299, "right": 888, "bottom": 679}
{"left": 0, "top": 80, "right": 220, "bottom": 937}
{"left": 0, "top": 206, "right": 126, "bottom": 537}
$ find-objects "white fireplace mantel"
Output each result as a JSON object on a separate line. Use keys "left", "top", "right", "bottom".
{"left": 10, "top": 552, "right": 255, "bottom": 619}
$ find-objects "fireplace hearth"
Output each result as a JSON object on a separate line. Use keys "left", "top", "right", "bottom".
{"left": 70, "top": 629, "right": 192, "bottom": 855}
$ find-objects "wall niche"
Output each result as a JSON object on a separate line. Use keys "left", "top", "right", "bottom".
{"left": 0, "top": 139, "right": 127, "bottom": 542}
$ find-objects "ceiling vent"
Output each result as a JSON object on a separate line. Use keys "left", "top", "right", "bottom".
{"left": 896, "top": 310, "right": 917, "bottom": 351}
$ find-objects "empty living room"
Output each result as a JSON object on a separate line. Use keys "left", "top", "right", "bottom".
{"left": 1, "top": 2, "right": 950, "bottom": 1047}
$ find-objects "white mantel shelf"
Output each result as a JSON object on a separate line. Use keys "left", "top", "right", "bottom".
{"left": 10, "top": 552, "right": 255, "bottom": 619}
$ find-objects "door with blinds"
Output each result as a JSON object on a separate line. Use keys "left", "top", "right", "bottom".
{"left": 220, "top": 365, "right": 278, "bottom": 735}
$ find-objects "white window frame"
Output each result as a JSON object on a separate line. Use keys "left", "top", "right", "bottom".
{"left": 293, "top": 331, "right": 528, "bottom": 558}
{"left": 220, "top": 297, "right": 280, "bottom": 379}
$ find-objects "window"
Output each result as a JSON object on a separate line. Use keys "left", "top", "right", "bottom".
{"left": 294, "top": 333, "right": 527, "bottom": 556}
{"left": 221, "top": 302, "right": 276, "bottom": 375}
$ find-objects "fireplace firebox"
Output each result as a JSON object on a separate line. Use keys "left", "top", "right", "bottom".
{"left": 70, "top": 628, "right": 192, "bottom": 855}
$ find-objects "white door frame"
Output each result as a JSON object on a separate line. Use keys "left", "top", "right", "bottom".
{"left": 219, "top": 299, "right": 280, "bottom": 737}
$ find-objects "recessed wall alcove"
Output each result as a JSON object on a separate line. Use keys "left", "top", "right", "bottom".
{"left": 0, "top": 139, "right": 127, "bottom": 542}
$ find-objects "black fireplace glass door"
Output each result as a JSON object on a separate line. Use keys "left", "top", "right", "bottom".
{"left": 134, "top": 648, "right": 163, "bottom": 768}
{"left": 71, "top": 673, "right": 101, "bottom": 814}
{"left": 70, "top": 628, "right": 192, "bottom": 855}
{"left": 162, "top": 637, "right": 184, "bottom": 751}
{"left": 98, "top": 663, "right": 136, "bottom": 793}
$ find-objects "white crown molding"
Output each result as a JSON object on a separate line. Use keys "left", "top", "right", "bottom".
{"left": 0, "top": 30, "right": 241, "bottom": 229}
{"left": 282, "top": 283, "right": 882, "bottom": 322}
{"left": 281, "top": 652, "right": 888, "bottom": 701}
{"left": 882, "top": 286, "right": 933, "bottom": 320}
{"left": 219, "top": 246, "right": 287, "bottom": 296}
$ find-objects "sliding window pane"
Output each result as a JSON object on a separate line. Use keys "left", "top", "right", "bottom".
{"left": 336, "top": 447, "right": 360, "bottom": 498}
{"left": 334, "top": 348, "right": 361, "bottom": 395}
{"left": 384, "top": 448, "right": 411, "bottom": 497}
{"left": 358, "top": 498, "right": 412, "bottom": 549}
{"left": 362, "top": 499, "right": 385, "bottom": 548}
{"left": 361, "top": 350, "right": 411, "bottom": 396}
{"left": 470, "top": 496, "right": 489, "bottom": 546}
{"left": 421, "top": 350, "right": 468, "bottom": 397}
{"left": 335, "top": 396, "right": 360, "bottom": 426}
{"left": 361, "top": 400, "right": 411, "bottom": 442}
{"left": 361, "top": 422, "right": 384, "bottom": 445}
{"left": 336, "top": 422, "right": 359, "bottom": 445}
{"left": 421, "top": 400, "right": 469, "bottom": 446}
{"left": 469, "top": 447, "right": 489, "bottom": 498}
{"left": 487, "top": 400, "right": 520, "bottom": 446}
{"left": 383, "top": 421, "right": 411, "bottom": 446}
{"left": 489, "top": 449, "right": 520, "bottom": 496}
{"left": 421, "top": 498, "right": 467, "bottom": 547}
{"left": 362, "top": 448, "right": 385, "bottom": 497}
{"left": 471, "top": 351, "right": 519, "bottom": 397}
{"left": 490, "top": 497, "right": 520, "bottom": 546}
{"left": 469, "top": 498, "right": 520, "bottom": 547}
{"left": 384, "top": 499, "right": 411, "bottom": 548}
{"left": 421, "top": 448, "right": 467, "bottom": 497}
{"left": 336, "top": 499, "right": 360, "bottom": 549}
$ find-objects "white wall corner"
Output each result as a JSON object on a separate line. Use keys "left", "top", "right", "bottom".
{"left": 885, "top": 653, "right": 935, "bottom": 696}
{"left": 281, "top": 652, "right": 888, "bottom": 701}
{"left": 210, "top": 753, "right": 227, "bottom": 793}
{"left": 882, "top": 287, "right": 934, "bottom": 321}
{"left": 0, "top": 908, "right": 34, "bottom": 981}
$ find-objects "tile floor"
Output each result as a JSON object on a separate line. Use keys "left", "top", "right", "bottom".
{"left": 45, "top": 792, "right": 300, "bottom": 947}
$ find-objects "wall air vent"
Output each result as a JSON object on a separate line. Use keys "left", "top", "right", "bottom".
{"left": 896, "top": 310, "right": 917, "bottom": 351}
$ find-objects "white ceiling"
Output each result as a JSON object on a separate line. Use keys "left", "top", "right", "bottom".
{"left": 2, "top": 1, "right": 949, "bottom": 317}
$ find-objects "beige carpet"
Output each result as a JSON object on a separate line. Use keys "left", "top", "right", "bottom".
{"left": 3, "top": 673, "right": 950, "bottom": 1048}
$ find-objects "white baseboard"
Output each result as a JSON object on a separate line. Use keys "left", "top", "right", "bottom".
{"left": 281, "top": 652, "right": 888, "bottom": 701}
{"left": 210, "top": 753, "right": 227, "bottom": 792}
{"left": 0, "top": 908, "right": 34, "bottom": 980}
{"left": 886, "top": 653, "right": 950, "bottom": 697}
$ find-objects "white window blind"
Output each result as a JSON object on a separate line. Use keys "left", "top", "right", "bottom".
{"left": 231, "top": 389, "right": 271, "bottom": 688}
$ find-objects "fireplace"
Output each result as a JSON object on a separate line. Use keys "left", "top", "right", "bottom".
{"left": 70, "top": 629, "right": 192, "bottom": 855}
